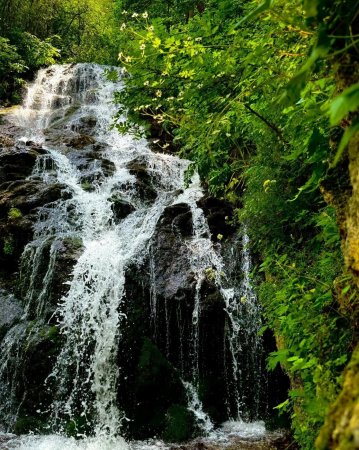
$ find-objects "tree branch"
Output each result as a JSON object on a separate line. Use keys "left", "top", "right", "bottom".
{"left": 243, "top": 103, "right": 289, "bottom": 148}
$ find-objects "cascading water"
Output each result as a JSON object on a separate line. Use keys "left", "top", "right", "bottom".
{"left": 0, "top": 64, "right": 267, "bottom": 449}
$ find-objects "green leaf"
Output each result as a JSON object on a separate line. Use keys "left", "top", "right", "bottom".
{"left": 267, "top": 349, "right": 289, "bottom": 370}
{"left": 281, "top": 29, "right": 331, "bottom": 104}
{"left": 330, "top": 83, "right": 359, "bottom": 126}
{"left": 303, "top": 0, "right": 319, "bottom": 18}
{"left": 289, "top": 167, "right": 323, "bottom": 201}
{"left": 235, "top": 0, "right": 273, "bottom": 28}
{"left": 274, "top": 398, "right": 290, "bottom": 410}
{"left": 257, "top": 325, "right": 269, "bottom": 336}
{"left": 341, "top": 285, "right": 351, "bottom": 295}
{"left": 331, "top": 118, "right": 359, "bottom": 167}
{"left": 289, "top": 389, "right": 304, "bottom": 398}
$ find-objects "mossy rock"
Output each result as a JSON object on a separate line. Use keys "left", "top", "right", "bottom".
{"left": 109, "top": 194, "right": 135, "bottom": 222}
{"left": 13, "top": 415, "right": 46, "bottom": 434}
{"left": 163, "top": 404, "right": 194, "bottom": 442}
{"left": 11, "top": 323, "right": 63, "bottom": 426}
{"left": 316, "top": 344, "right": 359, "bottom": 450}
{"left": 65, "top": 415, "right": 93, "bottom": 437}
{"left": 129, "top": 338, "right": 187, "bottom": 439}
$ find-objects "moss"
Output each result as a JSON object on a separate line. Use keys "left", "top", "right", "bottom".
{"left": 13, "top": 416, "right": 45, "bottom": 434}
{"left": 65, "top": 415, "right": 93, "bottom": 437}
{"left": 8, "top": 207, "right": 22, "bottom": 220}
{"left": 81, "top": 181, "right": 93, "bottom": 191}
{"left": 316, "top": 344, "right": 359, "bottom": 450}
{"left": 163, "top": 404, "right": 194, "bottom": 442}
{"left": 129, "top": 338, "right": 188, "bottom": 439}
{"left": 345, "top": 133, "right": 359, "bottom": 284}
{"left": 39, "top": 325, "right": 59, "bottom": 340}
{"left": 3, "top": 235, "right": 14, "bottom": 255}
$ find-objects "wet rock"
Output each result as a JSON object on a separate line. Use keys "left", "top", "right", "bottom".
{"left": 66, "top": 135, "right": 96, "bottom": 149}
{"left": 109, "top": 195, "right": 135, "bottom": 222}
{"left": 130, "top": 338, "right": 188, "bottom": 439}
{"left": 127, "top": 159, "right": 157, "bottom": 202}
{"left": 164, "top": 404, "right": 195, "bottom": 442}
{"left": 0, "top": 181, "right": 68, "bottom": 217}
{"left": 0, "top": 134, "right": 14, "bottom": 147}
{"left": 11, "top": 323, "right": 63, "bottom": 430}
{"left": 19, "top": 236, "right": 84, "bottom": 320}
{"left": 67, "top": 149, "right": 116, "bottom": 184}
{"left": 196, "top": 280, "right": 228, "bottom": 423}
{"left": 160, "top": 203, "right": 193, "bottom": 237}
{"left": 151, "top": 204, "right": 195, "bottom": 299}
{"left": 0, "top": 180, "right": 70, "bottom": 275}
{"left": 0, "top": 146, "right": 46, "bottom": 185}
{"left": 48, "top": 236, "right": 83, "bottom": 306}
{"left": 43, "top": 123, "right": 77, "bottom": 146}
{"left": 0, "top": 291, "right": 23, "bottom": 327}
{"left": 70, "top": 116, "right": 97, "bottom": 135}
{"left": 197, "top": 196, "right": 235, "bottom": 242}
{"left": 0, "top": 115, "right": 22, "bottom": 142}
{"left": 0, "top": 433, "right": 16, "bottom": 447}
{"left": 119, "top": 264, "right": 192, "bottom": 439}
{"left": 170, "top": 431, "right": 297, "bottom": 450}
{"left": 0, "top": 290, "right": 23, "bottom": 340}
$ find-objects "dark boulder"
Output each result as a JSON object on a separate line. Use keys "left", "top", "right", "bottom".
{"left": 9, "top": 323, "right": 63, "bottom": 433}
{"left": 127, "top": 159, "right": 157, "bottom": 202}
{"left": 0, "top": 146, "right": 46, "bottom": 185}
{"left": 109, "top": 195, "right": 135, "bottom": 222}
{"left": 70, "top": 116, "right": 97, "bottom": 135}
{"left": 151, "top": 203, "right": 196, "bottom": 300}
{"left": 67, "top": 149, "right": 116, "bottom": 186}
{"left": 130, "top": 338, "right": 187, "bottom": 439}
{"left": 0, "top": 181, "right": 68, "bottom": 217}
{"left": 0, "top": 180, "right": 70, "bottom": 275}
{"left": 66, "top": 135, "right": 96, "bottom": 149}
{"left": 197, "top": 196, "right": 235, "bottom": 242}
{"left": 158, "top": 203, "right": 193, "bottom": 237}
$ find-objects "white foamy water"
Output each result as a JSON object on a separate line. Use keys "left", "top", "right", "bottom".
{"left": 4, "top": 434, "right": 128, "bottom": 450}
{"left": 1, "top": 420, "right": 268, "bottom": 450}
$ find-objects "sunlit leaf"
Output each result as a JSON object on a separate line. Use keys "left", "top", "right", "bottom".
{"left": 330, "top": 83, "right": 359, "bottom": 126}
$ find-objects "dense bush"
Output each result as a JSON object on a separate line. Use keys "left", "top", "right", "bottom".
{"left": 0, "top": 0, "right": 119, "bottom": 104}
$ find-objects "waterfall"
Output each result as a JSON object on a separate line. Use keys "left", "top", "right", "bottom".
{"left": 222, "top": 230, "right": 263, "bottom": 420}
{"left": 0, "top": 64, "right": 265, "bottom": 447}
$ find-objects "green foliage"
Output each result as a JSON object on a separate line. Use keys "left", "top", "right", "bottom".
{"left": 81, "top": 181, "right": 93, "bottom": 192}
{"left": 11, "top": 32, "right": 60, "bottom": 69}
{"left": 330, "top": 83, "right": 359, "bottom": 127}
{"left": 0, "top": 31, "right": 61, "bottom": 103}
{"left": 257, "top": 214, "right": 351, "bottom": 446}
{"left": 0, "top": 0, "right": 120, "bottom": 104}
{"left": 0, "top": 37, "right": 26, "bottom": 103}
{"left": 330, "top": 83, "right": 359, "bottom": 165}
